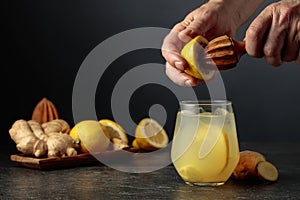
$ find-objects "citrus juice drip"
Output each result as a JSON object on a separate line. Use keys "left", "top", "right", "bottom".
{"left": 171, "top": 111, "right": 239, "bottom": 184}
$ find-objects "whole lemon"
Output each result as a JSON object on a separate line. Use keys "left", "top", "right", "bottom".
{"left": 70, "top": 120, "right": 110, "bottom": 153}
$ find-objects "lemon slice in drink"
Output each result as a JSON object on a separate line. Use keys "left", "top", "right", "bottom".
{"left": 135, "top": 118, "right": 169, "bottom": 151}
{"left": 178, "top": 166, "right": 202, "bottom": 183}
{"left": 99, "top": 119, "right": 128, "bottom": 144}
{"left": 181, "top": 35, "right": 216, "bottom": 80}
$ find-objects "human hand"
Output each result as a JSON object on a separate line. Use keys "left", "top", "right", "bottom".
{"left": 245, "top": 0, "right": 300, "bottom": 66}
{"left": 162, "top": 1, "right": 239, "bottom": 86}
{"left": 161, "top": 0, "right": 265, "bottom": 86}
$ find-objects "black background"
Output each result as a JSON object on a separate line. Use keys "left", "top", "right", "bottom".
{"left": 3, "top": 0, "right": 300, "bottom": 155}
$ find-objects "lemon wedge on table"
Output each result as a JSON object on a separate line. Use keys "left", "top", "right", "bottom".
{"left": 135, "top": 118, "right": 169, "bottom": 151}
{"left": 99, "top": 119, "right": 128, "bottom": 144}
{"left": 69, "top": 120, "right": 110, "bottom": 153}
{"left": 181, "top": 35, "right": 216, "bottom": 81}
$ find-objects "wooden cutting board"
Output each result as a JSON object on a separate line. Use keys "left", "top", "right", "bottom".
{"left": 10, "top": 153, "right": 101, "bottom": 170}
{"left": 10, "top": 148, "right": 140, "bottom": 170}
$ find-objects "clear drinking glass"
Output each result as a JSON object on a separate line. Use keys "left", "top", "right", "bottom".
{"left": 171, "top": 100, "right": 240, "bottom": 186}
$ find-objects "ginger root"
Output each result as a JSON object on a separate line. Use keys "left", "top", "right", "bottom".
{"left": 232, "top": 150, "right": 279, "bottom": 182}
{"left": 42, "top": 119, "right": 70, "bottom": 134}
{"left": 9, "top": 120, "right": 47, "bottom": 157}
{"left": 46, "top": 133, "right": 77, "bottom": 157}
{"left": 28, "top": 120, "right": 48, "bottom": 142}
{"left": 9, "top": 119, "right": 78, "bottom": 158}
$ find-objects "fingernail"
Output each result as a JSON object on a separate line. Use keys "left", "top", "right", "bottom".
{"left": 185, "top": 80, "right": 192, "bottom": 87}
{"left": 175, "top": 62, "right": 184, "bottom": 71}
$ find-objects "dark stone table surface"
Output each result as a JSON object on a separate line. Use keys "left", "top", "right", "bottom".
{"left": 0, "top": 142, "right": 299, "bottom": 200}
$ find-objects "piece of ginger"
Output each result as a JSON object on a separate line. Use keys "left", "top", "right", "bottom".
{"left": 28, "top": 120, "right": 48, "bottom": 142}
{"left": 9, "top": 119, "right": 78, "bottom": 158}
{"left": 46, "top": 133, "right": 77, "bottom": 157}
{"left": 232, "top": 150, "right": 279, "bottom": 182}
{"left": 42, "top": 119, "right": 71, "bottom": 134}
{"left": 9, "top": 120, "right": 47, "bottom": 157}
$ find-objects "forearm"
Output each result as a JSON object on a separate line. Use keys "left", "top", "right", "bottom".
{"left": 209, "top": 0, "right": 266, "bottom": 26}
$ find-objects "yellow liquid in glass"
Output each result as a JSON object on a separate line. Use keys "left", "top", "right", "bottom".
{"left": 171, "top": 111, "right": 239, "bottom": 185}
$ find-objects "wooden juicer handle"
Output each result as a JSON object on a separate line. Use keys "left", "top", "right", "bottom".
{"left": 205, "top": 35, "right": 247, "bottom": 70}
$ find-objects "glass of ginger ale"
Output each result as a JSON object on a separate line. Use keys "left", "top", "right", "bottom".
{"left": 171, "top": 100, "right": 240, "bottom": 186}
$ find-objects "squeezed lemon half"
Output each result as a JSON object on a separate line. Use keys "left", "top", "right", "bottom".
{"left": 135, "top": 118, "right": 169, "bottom": 151}
{"left": 99, "top": 119, "right": 128, "bottom": 144}
{"left": 181, "top": 35, "right": 215, "bottom": 80}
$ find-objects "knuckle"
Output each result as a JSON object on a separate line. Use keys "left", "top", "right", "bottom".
{"left": 246, "top": 26, "right": 260, "bottom": 41}
{"left": 245, "top": 27, "right": 262, "bottom": 57}
{"left": 268, "top": 2, "right": 278, "bottom": 10}
{"left": 181, "top": 20, "right": 190, "bottom": 29}
{"left": 173, "top": 22, "right": 186, "bottom": 32}
{"left": 161, "top": 46, "right": 172, "bottom": 60}
{"left": 278, "top": 7, "right": 293, "bottom": 26}
{"left": 275, "top": 2, "right": 300, "bottom": 26}
{"left": 161, "top": 49, "right": 168, "bottom": 59}
{"left": 264, "top": 46, "right": 279, "bottom": 58}
{"left": 182, "top": 15, "right": 194, "bottom": 28}
{"left": 264, "top": 45, "right": 283, "bottom": 66}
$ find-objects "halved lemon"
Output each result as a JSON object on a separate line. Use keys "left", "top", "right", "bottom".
{"left": 69, "top": 120, "right": 110, "bottom": 153}
{"left": 99, "top": 119, "right": 128, "bottom": 144}
{"left": 135, "top": 118, "right": 169, "bottom": 151}
{"left": 181, "top": 35, "right": 216, "bottom": 80}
